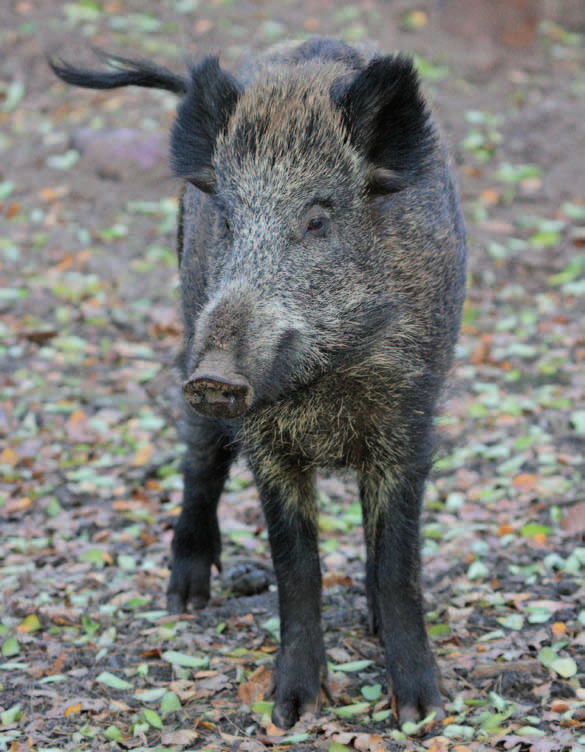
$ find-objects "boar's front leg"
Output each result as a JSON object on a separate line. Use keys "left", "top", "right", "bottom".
{"left": 252, "top": 463, "right": 327, "bottom": 728}
{"left": 167, "top": 417, "right": 236, "bottom": 613}
{"left": 359, "top": 464, "right": 444, "bottom": 726}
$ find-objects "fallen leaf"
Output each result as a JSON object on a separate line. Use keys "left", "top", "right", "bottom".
{"left": 0, "top": 447, "right": 18, "bottom": 466}
{"left": 2, "top": 497, "right": 32, "bottom": 515}
{"left": 64, "top": 703, "right": 82, "bottom": 717}
{"left": 162, "top": 729, "right": 198, "bottom": 745}
{"left": 65, "top": 409, "right": 91, "bottom": 442}
{"left": 560, "top": 500, "right": 585, "bottom": 534}
{"left": 132, "top": 443, "right": 154, "bottom": 466}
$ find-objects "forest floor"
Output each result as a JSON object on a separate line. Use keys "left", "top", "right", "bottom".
{"left": 1, "top": 1, "right": 585, "bottom": 751}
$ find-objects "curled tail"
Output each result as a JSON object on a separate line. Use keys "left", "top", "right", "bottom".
{"left": 48, "top": 47, "right": 188, "bottom": 96}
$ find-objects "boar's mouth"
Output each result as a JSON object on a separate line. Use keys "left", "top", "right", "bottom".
{"left": 183, "top": 372, "right": 252, "bottom": 419}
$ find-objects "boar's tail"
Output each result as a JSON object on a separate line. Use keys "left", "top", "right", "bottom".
{"left": 48, "top": 47, "right": 188, "bottom": 96}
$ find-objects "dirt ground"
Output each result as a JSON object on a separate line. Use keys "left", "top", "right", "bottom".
{"left": 1, "top": 2, "right": 585, "bottom": 751}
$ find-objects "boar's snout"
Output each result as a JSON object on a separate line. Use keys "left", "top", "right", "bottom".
{"left": 183, "top": 351, "right": 252, "bottom": 420}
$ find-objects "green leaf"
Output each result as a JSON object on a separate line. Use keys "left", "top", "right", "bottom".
{"left": 467, "top": 561, "right": 489, "bottom": 581}
{"left": 117, "top": 555, "right": 136, "bottom": 571}
{"left": 329, "top": 742, "right": 351, "bottom": 752}
{"left": 162, "top": 650, "right": 209, "bottom": 669}
{"left": 428, "top": 623, "right": 451, "bottom": 638}
{"left": 46, "top": 150, "right": 80, "bottom": 170}
{"left": 571, "top": 410, "right": 585, "bottom": 435}
{"left": 160, "top": 691, "right": 182, "bottom": 714}
{"left": 496, "top": 163, "right": 543, "bottom": 183}
{"left": 251, "top": 700, "right": 274, "bottom": 715}
{"left": 0, "top": 181, "right": 14, "bottom": 199}
{"left": 520, "top": 523, "right": 552, "bottom": 538}
{"left": 1, "top": 81, "right": 25, "bottom": 112}
{"left": 2, "top": 637, "right": 19, "bottom": 657}
{"left": 1, "top": 704, "right": 22, "bottom": 725}
{"left": 96, "top": 671, "right": 134, "bottom": 690}
{"left": 143, "top": 707, "right": 162, "bottom": 729}
{"left": 562, "top": 202, "right": 585, "bottom": 220}
{"left": 551, "top": 656, "right": 577, "bottom": 678}
{"left": 361, "top": 683, "right": 382, "bottom": 701}
{"left": 538, "top": 646, "right": 558, "bottom": 669}
{"left": 497, "top": 614, "right": 524, "bottom": 631}
{"left": 0, "top": 288, "right": 29, "bottom": 302}
{"left": 517, "top": 726, "right": 547, "bottom": 736}
{"left": 329, "top": 659, "right": 372, "bottom": 673}
{"left": 136, "top": 688, "right": 166, "bottom": 702}
{"left": 443, "top": 724, "right": 475, "bottom": 739}
{"left": 104, "top": 725, "right": 124, "bottom": 741}
{"left": 332, "top": 701, "right": 370, "bottom": 718}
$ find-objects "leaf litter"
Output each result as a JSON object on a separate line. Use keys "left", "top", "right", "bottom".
{"left": 1, "top": 2, "right": 585, "bottom": 751}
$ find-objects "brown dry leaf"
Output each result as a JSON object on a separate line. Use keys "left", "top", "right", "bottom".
{"left": 551, "top": 700, "right": 571, "bottom": 713}
{"left": 65, "top": 409, "right": 91, "bottom": 442}
{"left": 161, "top": 729, "right": 198, "bottom": 746}
{"left": 354, "top": 732, "right": 386, "bottom": 751}
{"left": 480, "top": 188, "right": 500, "bottom": 206}
{"left": 132, "top": 443, "right": 154, "bottom": 467}
{"left": 237, "top": 664, "right": 270, "bottom": 705}
{"left": 332, "top": 731, "right": 356, "bottom": 746}
{"left": 426, "top": 738, "right": 452, "bottom": 752}
{"left": 512, "top": 473, "right": 540, "bottom": 493}
{"left": 53, "top": 255, "right": 75, "bottom": 272}
{"left": 38, "top": 186, "right": 69, "bottom": 202}
{"left": 560, "top": 500, "right": 585, "bottom": 534}
{"left": 2, "top": 497, "right": 32, "bottom": 515}
{"left": 112, "top": 499, "right": 143, "bottom": 512}
{"left": 323, "top": 574, "right": 353, "bottom": 588}
{"left": 471, "top": 333, "right": 492, "bottom": 365}
{"left": 261, "top": 722, "right": 285, "bottom": 738}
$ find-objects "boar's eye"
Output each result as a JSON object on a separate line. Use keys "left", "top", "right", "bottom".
{"left": 305, "top": 215, "right": 328, "bottom": 238}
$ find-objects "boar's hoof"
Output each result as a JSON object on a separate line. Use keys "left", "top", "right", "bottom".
{"left": 183, "top": 372, "right": 251, "bottom": 419}
{"left": 166, "top": 558, "right": 212, "bottom": 614}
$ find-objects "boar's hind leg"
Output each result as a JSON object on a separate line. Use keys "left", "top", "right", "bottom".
{"left": 167, "top": 419, "right": 236, "bottom": 614}
{"left": 359, "top": 467, "right": 444, "bottom": 725}
{"left": 253, "top": 466, "right": 327, "bottom": 728}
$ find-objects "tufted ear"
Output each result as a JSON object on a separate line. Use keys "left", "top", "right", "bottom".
{"left": 170, "top": 57, "right": 242, "bottom": 194}
{"left": 332, "top": 55, "right": 435, "bottom": 195}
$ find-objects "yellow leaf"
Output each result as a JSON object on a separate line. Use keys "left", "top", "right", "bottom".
{"left": 65, "top": 703, "right": 82, "bottom": 717}
{"left": 17, "top": 614, "right": 42, "bottom": 633}
{"left": 132, "top": 444, "right": 154, "bottom": 467}
{"left": 0, "top": 447, "right": 18, "bottom": 467}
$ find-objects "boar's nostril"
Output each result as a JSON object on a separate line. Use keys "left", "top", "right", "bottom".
{"left": 183, "top": 372, "right": 252, "bottom": 419}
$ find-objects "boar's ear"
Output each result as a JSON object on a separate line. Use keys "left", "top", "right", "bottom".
{"left": 332, "top": 55, "right": 435, "bottom": 195}
{"left": 170, "top": 57, "right": 242, "bottom": 194}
